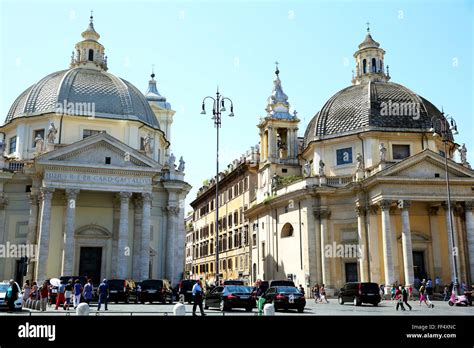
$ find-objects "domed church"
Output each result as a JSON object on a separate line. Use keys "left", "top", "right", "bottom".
{"left": 0, "top": 15, "right": 190, "bottom": 285}
{"left": 246, "top": 28, "right": 474, "bottom": 294}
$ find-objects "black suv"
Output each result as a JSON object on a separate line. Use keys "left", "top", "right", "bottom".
{"left": 338, "top": 282, "right": 381, "bottom": 306}
{"left": 177, "top": 279, "right": 197, "bottom": 303}
{"left": 107, "top": 279, "right": 138, "bottom": 303}
{"left": 139, "top": 279, "right": 173, "bottom": 304}
{"left": 269, "top": 280, "right": 295, "bottom": 288}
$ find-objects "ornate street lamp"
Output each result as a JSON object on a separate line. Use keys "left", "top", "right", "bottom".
{"left": 429, "top": 112, "right": 459, "bottom": 294}
{"left": 201, "top": 88, "right": 234, "bottom": 285}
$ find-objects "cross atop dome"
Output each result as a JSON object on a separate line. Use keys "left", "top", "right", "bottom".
{"left": 70, "top": 14, "right": 108, "bottom": 71}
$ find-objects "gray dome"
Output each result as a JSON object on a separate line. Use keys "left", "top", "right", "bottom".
{"left": 5, "top": 67, "right": 160, "bottom": 128}
{"left": 303, "top": 81, "right": 450, "bottom": 148}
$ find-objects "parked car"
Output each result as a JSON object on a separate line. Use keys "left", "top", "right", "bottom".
{"left": 108, "top": 279, "right": 138, "bottom": 303}
{"left": 338, "top": 282, "right": 381, "bottom": 306}
{"left": 0, "top": 281, "right": 22, "bottom": 311}
{"left": 177, "top": 279, "right": 197, "bottom": 303}
{"left": 269, "top": 280, "right": 295, "bottom": 288}
{"left": 223, "top": 280, "right": 244, "bottom": 286}
{"left": 49, "top": 276, "right": 87, "bottom": 304}
{"left": 263, "top": 286, "right": 305, "bottom": 313}
{"left": 204, "top": 285, "right": 254, "bottom": 312}
{"left": 138, "top": 279, "right": 173, "bottom": 304}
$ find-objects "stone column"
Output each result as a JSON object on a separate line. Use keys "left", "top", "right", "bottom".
{"left": 61, "top": 189, "right": 79, "bottom": 276}
{"left": 132, "top": 196, "right": 143, "bottom": 280}
{"left": 111, "top": 195, "right": 120, "bottom": 278}
{"left": 35, "top": 188, "right": 54, "bottom": 283}
{"left": 117, "top": 192, "right": 132, "bottom": 279}
{"left": 26, "top": 193, "right": 38, "bottom": 281}
{"left": 367, "top": 205, "right": 381, "bottom": 284}
{"left": 319, "top": 208, "right": 332, "bottom": 288}
{"left": 380, "top": 200, "right": 395, "bottom": 291}
{"left": 165, "top": 205, "right": 180, "bottom": 283}
{"left": 140, "top": 193, "right": 152, "bottom": 280}
{"left": 268, "top": 126, "right": 275, "bottom": 160}
{"left": 356, "top": 205, "right": 369, "bottom": 282}
{"left": 453, "top": 204, "right": 467, "bottom": 283}
{"left": 442, "top": 201, "right": 456, "bottom": 282}
{"left": 428, "top": 206, "right": 442, "bottom": 278}
{"left": 313, "top": 209, "right": 322, "bottom": 284}
{"left": 465, "top": 201, "right": 474, "bottom": 284}
{"left": 398, "top": 200, "right": 414, "bottom": 286}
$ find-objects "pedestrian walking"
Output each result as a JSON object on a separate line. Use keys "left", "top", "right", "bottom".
{"left": 22, "top": 280, "right": 31, "bottom": 305}
{"left": 30, "top": 281, "right": 39, "bottom": 300}
{"left": 442, "top": 286, "right": 449, "bottom": 301}
{"left": 426, "top": 279, "right": 433, "bottom": 302}
{"left": 313, "top": 284, "right": 320, "bottom": 303}
{"left": 390, "top": 284, "right": 397, "bottom": 301}
{"left": 395, "top": 285, "right": 405, "bottom": 311}
{"left": 5, "top": 279, "right": 19, "bottom": 312}
{"left": 73, "top": 279, "right": 83, "bottom": 308}
{"left": 435, "top": 276, "right": 441, "bottom": 293}
{"left": 64, "top": 280, "right": 73, "bottom": 310}
{"left": 320, "top": 284, "right": 329, "bottom": 303}
{"left": 298, "top": 284, "right": 305, "bottom": 297}
{"left": 379, "top": 284, "right": 385, "bottom": 301}
{"left": 39, "top": 280, "right": 49, "bottom": 311}
{"left": 83, "top": 279, "right": 93, "bottom": 305}
{"left": 97, "top": 279, "right": 109, "bottom": 311}
{"left": 408, "top": 284, "right": 413, "bottom": 301}
{"left": 55, "top": 280, "right": 66, "bottom": 310}
{"left": 418, "top": 284, "right": 434, "bottom": 308}
{"left": 255, "top": 279, "right": 266, "bottom": 316}
{"left": 191, "top": 280, "right": 205, "bottom": 316}
{"left": 402, "top": 285, "right": 412, "bottom": 311}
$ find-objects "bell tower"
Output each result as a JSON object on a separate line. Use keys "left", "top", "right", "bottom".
{"left": 257, "top": 63, "right": 300, "bottom": 199}
{"left": 352, "top": 23, "right": 390, "bottom": 85}
{"left": 70, "top": 12, "right": 108, "bottom": 71}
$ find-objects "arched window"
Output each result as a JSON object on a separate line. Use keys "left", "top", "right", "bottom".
{"left": 362, "top": 59, "right": 367, "bottom": 74}
{"left": 371, "top": 58, "right": 377, "bottom": 72}
{"left": 88, "top": 49, "right": 94, "bottom": 61}
{"left": 228, "top": 259, "right": 232, "bottom": 270}
{"left": 281, "top": 223, "right": 294, "bottom": 238}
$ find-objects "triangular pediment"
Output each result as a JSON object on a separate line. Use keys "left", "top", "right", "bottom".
{"left": 379, "top": 149, "right": 473, "bottom": 179}
{"left": 36, "top": 132, "right": 160, "bottom": 170}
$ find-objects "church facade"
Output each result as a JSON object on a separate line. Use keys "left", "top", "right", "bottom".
{"left": 245, "top": 30, "right": 474, "bottom": 295}
{"left": 0, "top": 16, "right": 190, "bottom": 285}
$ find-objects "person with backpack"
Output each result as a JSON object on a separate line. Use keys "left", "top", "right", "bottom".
{"left": 395, "top": 285, "right": 405, "bottom": 311}
{"left": 5, "top": 279, "right": 19, "bottom": 312}
{"left": 402, "top": 285, "right": 412, "bottom": 311}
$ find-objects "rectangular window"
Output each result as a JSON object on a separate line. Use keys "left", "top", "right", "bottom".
{"left": 392, "top": 144, "right": 410, "bottom": 160}
{"left": 83, "top": 129, "right": 103, "bottom": 139}
{"left": 244, "top": 177, "right": 249, "bottom": 191}
{"left": 32, "top": 129, "right": 45, "bottom": 147}
{"left": 261, "top": 241, "right": 265, "bottom": 260}
{"left": 252, "top": 234, "right": 257, "bottom": 247}
{"left": 228, "top": 214, "right": 232, "bottom": 227}
{"left": 336, "top": 147, "right": 353, "bottom": 165}
{"left": 234, "top": 211, "right": 238, "bottom": 226}
{"left": 228, "top": 188, "right": 233, "bottom": 200}
{"left": 105, "top": 157, "right": 111, "bottom": 164}
{"left": 9, "top": 136, "right": 17, "bottom": 154}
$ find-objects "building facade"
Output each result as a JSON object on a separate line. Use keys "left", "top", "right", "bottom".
{"left": 189, "top": 148, "right": 259, "bottom": 284}
{"left": 0, "top": 16, "right": 190, "bottom": 285}
{"left": 245, "top": 30, "right": 474, "bottom": 295}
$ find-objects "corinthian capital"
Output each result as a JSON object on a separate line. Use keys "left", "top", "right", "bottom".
{"left": 379, "top": 199, "right": 392, "bottom": 211}
{"left": 465, "top": 201, "right": 474, "bottom": 212}
{"left": 397, "top": 200, "right": 411, "bottom": 210}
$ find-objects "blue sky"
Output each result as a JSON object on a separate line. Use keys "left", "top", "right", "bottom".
{"left": 0, "top": 0, "right": 472, "bottom": 212}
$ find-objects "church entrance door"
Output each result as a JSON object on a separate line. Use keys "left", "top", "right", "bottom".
{"left": 79, "top": 247, "right": 102, "bottom": 285}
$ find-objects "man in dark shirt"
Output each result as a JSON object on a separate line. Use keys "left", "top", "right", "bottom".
{"left": 5, "top": 279, "right": 19, "bottom": 312}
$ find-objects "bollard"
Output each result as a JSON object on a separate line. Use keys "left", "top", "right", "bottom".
{"left": 76, "top": 302, "right": 90, "bottom": 316}
{"left": 28, "top": 300, "right": 33, "bottom": 309}
{"left": 25, "top": 299, "right": 30, "bottom": 308}
{"left": 263, "top": 303, "right": 275, "bottom": 316}
{"left": 173, "top": 302, "right": 186, "bottom": 316}
{"left": 34, "top": 300, "right": 41, "bottom": 311}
